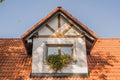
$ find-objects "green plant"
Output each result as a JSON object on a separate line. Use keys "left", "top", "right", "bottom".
{"left": 46, "top": 54, "right": 71, "bottom": 73}
{"left": 0, "top": 0, "right": 4, "bottom": 3}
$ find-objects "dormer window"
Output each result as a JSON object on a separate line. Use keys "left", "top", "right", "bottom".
{"left": 22, "top": 7, "right": 97, "bottom": 77}
{"left": 46, "top": 44, "right": 73, "bottom": 57}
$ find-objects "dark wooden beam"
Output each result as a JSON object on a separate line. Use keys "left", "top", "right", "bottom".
{"left": 58, "top": 47, "right": 61, "bottom": 55}
{"left": 37, "top": 35, "right": 51, "bottom": 38}
{"left": 46, "top": 44, "right": 73, "bottom": 47}
{"left": 60, "top": 14, "right": 73, "bottom": 26}
{"left": 57, "top": 14, "right": 61, "bottom": 34}
{"left": 45, "top": 24, "right": 55, "bottom": 33}
{"left": 71, "top": 47, "right": 74, "bottom": 60}
{"left": 60, "top": 14, "right": 81, "bottom": 34}
{"left": 38, "top": 35, "right": 82, "bottom": 38}
{"left": 66, "top": 35, "right": 81, "bottom": 38}
{"left": 58, "top": 14, "right": 61, "bottom": 28}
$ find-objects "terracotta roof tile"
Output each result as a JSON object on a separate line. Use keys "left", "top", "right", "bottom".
{"left": 0, "top": 38, "right": 120, "bottom": 79}
{"left": 0, "top": 39, "right": 31, "bottom": 79}
{"left": 89, "top": 38, "right": 120, "bottom": 80}
{"left": 0, "top": 38, "right": 26, "bottom": 53}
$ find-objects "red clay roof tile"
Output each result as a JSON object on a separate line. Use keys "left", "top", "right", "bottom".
{"left": 0, "top": 38, "right": 120, "bottom": 79}
{"left": 0, "top": 38, "right": 26, "bottom": 53}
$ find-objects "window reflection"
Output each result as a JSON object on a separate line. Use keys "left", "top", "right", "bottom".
{"left": 61, "top": 47, "right": 71, "bottom": 55}
{"left": 47, "top": 44, "right": 73, "bottom": 56}
{"left": 48, "top": 47, "right": 58, "bottom": 55}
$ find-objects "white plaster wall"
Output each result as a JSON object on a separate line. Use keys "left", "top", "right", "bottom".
{"left": 38, "top": 26, "right": 53, "bottom": 35}
{"left": 65, "top": 28, "right": 80, "bottom": 35}
{"left": 32, "top": 15, "right": 88, "bottom": 74}
{"left": 61, "top": 18, "right": 69, "bottom": 32}
{"left": 47, "top": 16, "right": 58, "bottom": 31}
{"left": 32, "top": 38, "right": 88, "bottom": 74}
{"left": 38, "top": 15, "right": 81, "bottom": 36}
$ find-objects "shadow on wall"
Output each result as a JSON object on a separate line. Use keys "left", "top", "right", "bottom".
{"left": 88, "top": 51, "right": 119, "bottom": 80}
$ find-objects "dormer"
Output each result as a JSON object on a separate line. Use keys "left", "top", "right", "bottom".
{"left": 21, "top": 7, "right": 98, "bottom": 77}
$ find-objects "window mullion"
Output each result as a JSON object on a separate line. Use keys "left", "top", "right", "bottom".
{"left": 58, "top": 46, "right": 61, "bottom": 55}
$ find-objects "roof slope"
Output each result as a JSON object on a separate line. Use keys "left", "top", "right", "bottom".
{"left": 0, "top": 38, "right": 26, "bottom": 53}
{"left": 0, "top": 39, "right": 31, "bottom": 80}
{"left": 0, "top": 38, "right": 120, "bottom": 79}
{"left": 21, "top": 6, "right": 98, "bottom": 39}
{"left": 89, "top": 38, "right": 120, "bottom": 80}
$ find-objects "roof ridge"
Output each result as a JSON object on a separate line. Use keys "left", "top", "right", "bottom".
{"left": 57, "top": 6, "right": 62, "bottom": 9}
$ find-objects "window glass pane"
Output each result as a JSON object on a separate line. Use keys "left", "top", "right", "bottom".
{"left": 61, "top": 47, "right": 71, "bottom": 55}
{"left": 48, "top": 47, "right": 58, "bottom": 55}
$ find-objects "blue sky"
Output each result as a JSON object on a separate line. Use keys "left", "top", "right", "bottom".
{"left": 0, "top": 0, "right": 120, "bottom": 38}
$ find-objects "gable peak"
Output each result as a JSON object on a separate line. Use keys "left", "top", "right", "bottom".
{"left": 57, "top": 6, "right": 62, "bottom": 9}
{"left": 21, "top": 7, "right": 98, "bottom": 40}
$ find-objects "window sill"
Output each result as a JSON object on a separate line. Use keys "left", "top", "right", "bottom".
{"left": 30, "top": 73, "right": 88, "bottom": 78}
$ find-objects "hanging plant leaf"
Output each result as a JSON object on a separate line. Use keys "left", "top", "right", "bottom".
{"left": 46, "top": 54, "right": 72, "bottom": 73}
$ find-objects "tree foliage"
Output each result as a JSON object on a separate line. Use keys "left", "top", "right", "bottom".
{"left": 46, "top": 54, "right": 72, "bottom": 73}
{"left": 0, "top": 0, "right": 4, "bottom": 3}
